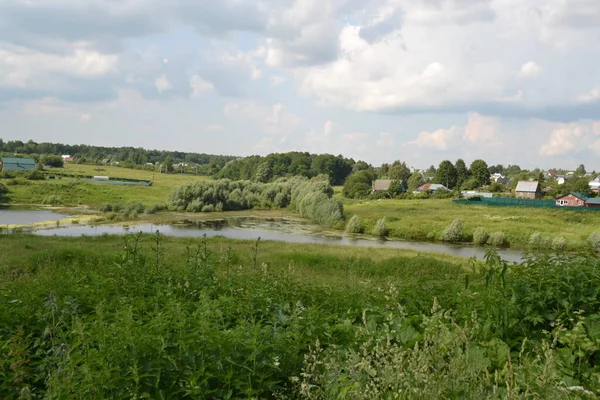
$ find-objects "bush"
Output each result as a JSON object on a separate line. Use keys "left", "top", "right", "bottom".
{"left": 472, "top": 227, "right": 488, "bottom": 245}
{"left": 345, "top": 215, "right": 363, "bottom": 234}
{"left": 372, "top": 217, "right": 388, "bottom": 238}
{"left": 0, "top": 182, "right": 8, "bottom": 196}
{"left": 201, "top": 204, "right": 215, "bottom": 213}
{"left": 147, "top": 203, "right": 166, "bottom": 214}
{"left": 529, "top": 231, "right": 552, "bottom": 249}
{"left": 487, "top": 231, "right": 507, "bottom": 247}
{"left": 42, "top": 154, "right": 64, "bottom": 168}
{"left": 552, "top": 236, "right": 567, "bottom": 251}
{"left": 588, "top": 232, "right": 600, "bottom": 252}
{"left": 26, "top": 170, "right": 45, "bottom": 180}
{"left": 440, "top": 219, "right": 463, "bottom": 242}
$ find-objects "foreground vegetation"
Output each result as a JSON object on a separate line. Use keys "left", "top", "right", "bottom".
{"left": 0, "top": 234, "right": 599, "bottom": 398}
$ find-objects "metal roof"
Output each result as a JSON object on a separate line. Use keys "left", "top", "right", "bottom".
{"left": 556, "top": 192, "right": 588, "bottom": 201}
{"left": 586, "top": 198, "right": 600, "bottom": 205}
{"left": 2, "top": 157, "right": 36, "bottom": 165}
{"left": 372, "top": 179, "right": 392, "bottom": 191}
{"left": 1, "top": 157, "right": 36, "bottom": 171}
{"left": 417, "top": 183, "right": 449, "bottom": 192}
{"left": 515, "top": 180, "right": 540, "bottom": 193}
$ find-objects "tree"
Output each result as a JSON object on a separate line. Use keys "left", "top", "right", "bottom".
{"left": 407, "top": 172, "right": 425, "bottom": 192}
{"left": 455, "top": 159, "right": 469, "bottom": 187}
{"left": 388, "top": 161, "right": 411, "bottom": 184}
{"left": 576, "top": 164, "right": 586, "bottom": 176}
{"left": 162, "top": 155, "right": 174, "bottom": 173}
{"left": 567, "top": 176, "right": 592, "bottom": 196}
{"left": 42, "top": 154, "right": 63, "bottom": 168}
{"left": 469, "top": 159, "right": 490, "bottom": 188}
{"left": 389, "top": 180, "right": 405, "bottom": 195}
{"left": 435, "top": 160, "right": 458, "bottom": 189}
{"left": 342, "top": 170, "right": 376, "bottom": 199}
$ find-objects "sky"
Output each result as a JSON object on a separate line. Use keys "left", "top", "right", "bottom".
{"left": 1, "top": 0, "right": 600, "bottom": 170}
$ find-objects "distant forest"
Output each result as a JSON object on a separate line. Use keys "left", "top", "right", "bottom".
{"left": 0, "top": 139, "right": 362, "bottom": 184}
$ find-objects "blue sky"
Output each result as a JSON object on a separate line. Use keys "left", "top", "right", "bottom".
{"left": 1, "top": 0, "right": 600, "bottom": 169}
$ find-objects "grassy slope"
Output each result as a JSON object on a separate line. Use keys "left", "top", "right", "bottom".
{"left": 1, "top": 164, "right": 210, "bottom": 207}
{"left": 343, "top": 198, "right": 600, "bottom": 251}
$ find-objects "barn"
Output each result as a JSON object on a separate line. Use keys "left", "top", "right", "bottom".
{"left": 515, "top": 181, "right": 541, "bottom": 199}
{"left": 0, "top": 157, "right": 36, "bottom": 172}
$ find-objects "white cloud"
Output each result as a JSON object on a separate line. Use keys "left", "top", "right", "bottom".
{"left": 205, "top": 124, "right": 224, "bottom": 131}
{"left": 594, "top": 121, "right": 600, "bottom": 136}
{"left": 80, "top": 113, "right": 91, "bottom": 122}
{"left": 189, "top": 75, "right": 214, "bottom": 98}
{"left": 376, "top": 132, "right": 394, "bottom": 147}
{"left": 540, "top": 123, "right": 586, "bottom": 156}
{"left": 154, "top": 74, "right": 172, "bottom": 93}
{"left": 224, "top": 101, "right": 301, "bottom": 136}
{"left": 270, "top": 76, "right": 287, "bottom": 86}
{"left": 408, "top": 126, "right": 461, "bottom": 150}
{"left": 463, "top": 113, "right": 500, "bottom": 143}
{"left": 579, "top": 88, "right": 600, "bottom": 103}
{"left": 519, "top": 61, "right": 541, "bottom": 78}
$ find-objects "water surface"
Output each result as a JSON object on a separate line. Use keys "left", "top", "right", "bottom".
{"left": 0, "top": 209, "right": 67, "bottom": 225}
{"left": 34, "top": 220, "right": 524, "bottom": 263}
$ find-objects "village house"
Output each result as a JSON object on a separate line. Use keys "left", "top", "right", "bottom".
{"left": 490, "top": 173, "right": 505, "bottom": 183}
{"left": 515, "top": 180, "right": 542, "bottom": 199}
{"left": 0, "top": 157, "right": 36, "bottom": 172}
{"left": 585, "top": 198, "right": 600, "bottom": 208}
{"left": 372, "top": 179, "right": 392, "bottom": 192}
{"left": 414, "top": 183, "right": 449, "bottom": 194}
{"left": 589, "top": 176, "right": 600, "bottom": 193}
{"left": 555, "top": 193, "right": 587, "bottom": 207}
{"left": 61, "top": 155, "right": 74, "bottom": 163}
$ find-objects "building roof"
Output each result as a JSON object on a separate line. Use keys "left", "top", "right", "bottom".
{"left": 417, "top": 183, "right": 449, "bottom": 192}
{"left": 557, "top": 192, "right": 588, "bottom": 201}
{"left": 515, "top": 180, "right": 540, "bottom": 193}
{"left": 372, "top": 179, "right": 392, "bottom": 191}
{"left": 585, "top": 198, "right": 600, "bottom": 205}
{"left": 1, "top": 157, "right": 36, "bottom": 171}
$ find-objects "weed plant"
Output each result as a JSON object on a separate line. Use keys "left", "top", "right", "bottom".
{"left": 1, "top": 235, "right": 599, "bottom": 398}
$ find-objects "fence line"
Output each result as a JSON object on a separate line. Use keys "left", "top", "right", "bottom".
{"left": 453, "top": 197, "right": 600, "bottom": 212}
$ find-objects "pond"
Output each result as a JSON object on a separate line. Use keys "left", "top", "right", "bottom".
{"left": 0, "top": 209, "right": 68, "bottom": 225}
{"left": 32, "top": 217, "right": 525, "bottom": 263}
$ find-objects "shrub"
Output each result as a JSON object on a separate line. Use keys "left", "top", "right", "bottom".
{"left": 147, "top": 203, "right": 166, "bottom": 214}
{"left": 345, "top": 215, "right": 363, "bottom": 234}
{"left": 372, "top": 217, "right": 388, "bottom": 238}
{"left": 588, "top": 232, "right": 600, "bottom": 252}
{"left": 215, "top": 202, "right": 224, "bottom": 212}
{"left": 201, "top": 204, "right": 215, "bottom": 213}
{"left": 440, "top": 219, "right": 463, "bottom": 242}
{"left": 0, "top": 182, "right": 8, "bottom": 196}
{"left": 42, "top": 154, "right": 64, "bottom": 168}
{"left": 552, "top": 236, "right": 567, "bottom": 251}
{"left": 529, "top": 232, "right": 551, "bottom": 249}
{"left": 472, "top": 227, "right": 488, "bottom": 245}
{"left": 487, "top": 231, "right": 507, "bottom": 247}
{"left": 71, "top": 219, "right": 80, "bottom": 224}
{"left": 26, "top": 170, "right": 45, "bottom": 180}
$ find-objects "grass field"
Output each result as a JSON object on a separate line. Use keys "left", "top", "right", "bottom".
{"left": 1, "top": 164, "right": 209, "bottom": 207}
{"left": 1, "top": 234, "right": 599, "bottom": 398}
{"left": 343, "top": 198, "right": 600, "bottom": 251}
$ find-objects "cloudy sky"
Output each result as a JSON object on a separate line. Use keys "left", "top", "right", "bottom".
{"left": 1, "top": 0, "right": 600, "bottom": 169}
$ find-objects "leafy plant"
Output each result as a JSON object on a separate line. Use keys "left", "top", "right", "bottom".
{"left": 372, "top": 217, "right": 388, "bottom": 238}
{"left": 440, "top": 218, "right": 463, "bottom": 242}
{"left": 487, "top": 231, "right": 507, "bottom": 247}
{"left": 472, "top": 227, "right": 488, "bottom": 245}
{"left": 345, "top": 215, "right": 363, "bottom": 234}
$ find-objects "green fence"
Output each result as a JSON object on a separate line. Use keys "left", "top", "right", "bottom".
{"left": 453, "top": 196, "right": 600, "bottom": 212}
{"left": 45, "top": 172, "right": 152, "bottom": 186}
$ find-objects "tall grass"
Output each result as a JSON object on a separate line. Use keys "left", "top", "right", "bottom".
{"left": 0, "top": 235, "right": 599, "bottom": 398}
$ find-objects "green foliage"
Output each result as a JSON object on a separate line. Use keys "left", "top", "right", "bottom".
{"left": 1, "top": 236, "right": 600, "bottom": 397}
{"left": 372, "top": 217, "right": 388, "bottom": 238}
{"left": 388, "top": 161, "right": 411, "bottom": 184}
{"left": 407, "top": 172, "right": 425, "bottom": 192}
{"left": 0, "top": 182, "right": 8, "bottom": 196}
{"left": 42, "top": 154, "right": 64, "bottom": 168}
{"left": 552, "top": 236, "right": 567, "bottom": 251}
{"left": 440, "top": 218, "right": 463, "bottom": 242}
{"left": 529, "top": 231, "right": 551, "bottom": 249}
{"left": 455, "top": 158, "right": 469, "bottom": 187}
{"left": 588, "top": 232, "right": 600, "bottom": 252}
{"left": 25, "top": 169, "right": 45, "bottom": 180}
{"left": 42, "top": 194, "right": 62, "bottom": 205}
{"left": 345, "top": 215, "right": 363, "bottom": 234}
{"left": 472, "top": 227, "right": 488, "bottom": 245}
{"left": 343, "top": 170, "right": 376, "bottom": 199}
{"left": 469, "top": 159, "right": 491, "bottom": 187}
{"left": 576, "top": 163, "right": 587, "bottom": 176}
{"left": 169, "top": 176, "right": 343, "bottom": 227}
{"left": 487, "top": 231, "right": 507, "bottom": 247}
{"left": 435, "top": 160, "right": 458, "bottom": 189}
{"left": 388, "top": 179, "right": 404, "bottom": 195}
